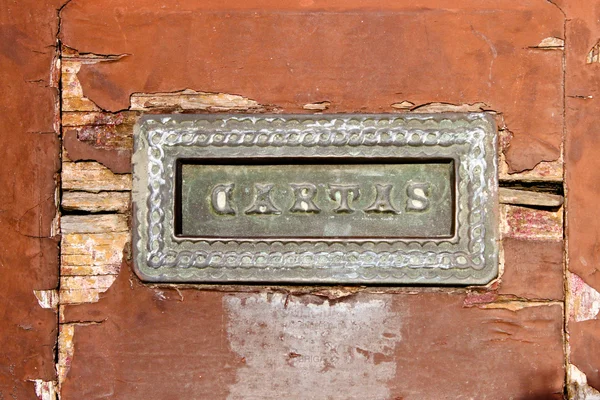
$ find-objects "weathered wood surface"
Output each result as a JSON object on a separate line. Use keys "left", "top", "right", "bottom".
{"left": 61, "top": 214, "right": 128, "bottom": 234}
{"left": 60, "top": 214, "right": 129, "bottom": 306}
{"left": 499, "top": 187, "right": 564, "bottom": 207}
{"left": 54, "top": 1, "right": 575, "bottom": 398}
{"left": 0, "top": 1, "right": 63, "bottom": 398}
{"left": 62, "top": 191, "right": 130, "bottom": 213}
{"left": 561, "top": 1, "right": 600, "bottom": 396}
{"left": 62, "top": 161, "right": 132, "bottom": 192}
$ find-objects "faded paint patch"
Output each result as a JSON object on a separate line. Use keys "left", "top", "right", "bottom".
{"left": 569, "top": 364, "right": 600, "bottom": 400}
{"left": 224, "top": 293, "right": 402, "bottom": 400}
{"left": 569, "top": 273, "right": 600, "bottom": 322}
{"left": 501, "top": 205, "right": 563, "bottom": 241}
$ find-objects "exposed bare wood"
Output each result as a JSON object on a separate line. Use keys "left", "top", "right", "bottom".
{"left": 499, "top": 188, "right": 564, "bottom": 207}
{"left": 532, "top": 37, "right": 564, "bottom": 50}
{"left": 410, "top": 102, "right": 489, "bottom": 113}
{"left": 61, "top": 232, "right": 129, "bottom": 276}
{"left": 303, "top": 101, "right": 330, "bottom": 111}
{"left": 391, "top": 101, "right": 415, "bottom": 110}
{"left": 62, "top": 111, "right": 138, "bottom": 127}
{"left": 499, "top": 158, "right": 563, "bottom": 182}
{"left": 61, "top": 275, "right": 117, "bottom": 291}
{"left": 33, "top": 290, "right": 59, "bottom": 310}
{"left": 62, "top": 191, "right": 130, "bottom": 213}
{"left": 61, "top": 60, "right": 101, "bottom": 112}
{"left": 57, "top": 324, "right": 74, "bottom": 391}
{"left": 61, "top": 214, "right": 128, "bottom": 234}
{"left": 59, "top": 275, "right": 119, "bottom": 304}
{"left": 62, "top": 161, "right": 132, "bottom": 192}
{"left": 130, "top": 89, "right": 266, "bottom": 112}
{"left": 59, "top": 290, "right": 103, "bottom": 304}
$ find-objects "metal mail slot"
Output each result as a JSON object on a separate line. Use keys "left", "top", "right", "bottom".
{"left": 133, "top": 114, "right": 498, "bottom": 285}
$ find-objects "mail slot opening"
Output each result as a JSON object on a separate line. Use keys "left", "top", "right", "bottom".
{"left": 174, "top": 158, "right": 456, "bottom": 239}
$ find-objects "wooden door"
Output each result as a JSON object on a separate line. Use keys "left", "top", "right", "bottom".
{"left": 2, "top": 1, "right": 599, "bottom": 399}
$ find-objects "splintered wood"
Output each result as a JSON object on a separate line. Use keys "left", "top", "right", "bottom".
{"left": 61, "top": 51, "right": 132, "bottom": 305}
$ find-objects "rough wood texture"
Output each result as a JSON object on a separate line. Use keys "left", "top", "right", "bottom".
{"left": 61, "top": 214, "right": 128, "bottom": 234}
{"left": 499, "top": 187, "right": 564, "bottom": 207}
{"left": 62, "top": 161, "right": 132, "bottom": 192}
{"left": 62, "top": 59, "right": 101, "bottom": 112}
{"left": 57, "top": 324, "right": 75, "bottom": 394}
{"left": 61, "top": 232, "right": 129, "bottom": 276}
{"left": 60, "top": 215, "right": 129, "bottom": 305}
{"left": 62, "top": 191, "right": 130, "bottom": 213}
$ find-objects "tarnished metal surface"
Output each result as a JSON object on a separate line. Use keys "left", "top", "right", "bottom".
{"left": 179, "top": 162, "right": 454, "bottom": 238}
{"left": 132, "top": 114, "right": 498, "bottom": 284}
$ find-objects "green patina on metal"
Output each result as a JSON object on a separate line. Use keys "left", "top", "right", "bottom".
{"left": 132, "top": 114, "right": 498, "bottom": 285}
{"left": 179, "top": 161, "right": 454, "bottom": 238}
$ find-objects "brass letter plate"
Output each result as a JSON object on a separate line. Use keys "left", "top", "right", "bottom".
{"left": 133, "top": 114, "right": 498, "bottom": 285}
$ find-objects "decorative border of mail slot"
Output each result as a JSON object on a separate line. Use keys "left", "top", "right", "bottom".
{"left": 132, "top": 114, "right": 498, "bottom": 285}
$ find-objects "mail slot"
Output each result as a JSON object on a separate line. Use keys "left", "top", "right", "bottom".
{"left": 132, "top": 114, "right": 498, "bottom": 285}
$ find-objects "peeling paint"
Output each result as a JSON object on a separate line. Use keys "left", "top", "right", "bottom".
{"left": 59, "top": 214, "right": 129, "bottom": 304}
{"left": 569, "top": 364, "right": 600, "bottom": 400}
{"left": 61, "top": 59, "right": 101, "bottom": 112}
{"left": 410, "top": 102, "right": 490, "bottom": 113}
{"left": 463, "top": 292, "right": 559, "bottom": 311}
{"left": 62, "top": 161, "right": 132, "bottom": 192}
{"left": 302, "top": 101, "right": 330, "bottom": 111}
{"left": 62, "top": 191, "right": 130, "bottom": 213}
{"left": 224, "top": 293, "right": 402, "bottom": 399}
{"left": 499, "top": 158, "right": 563, "bottom": 182}
{"left": 31, "top": 379, "right": 57, "bottom": 400}
{"left": 569, "top": 273, "right": 600, "bottom": 322}
{"left": 475, "top": 300, "right": 559, "bottom": 311}
{"left": 532, "top": 36, "right": 564, "bottom": 49}
{"left": 34, "top": 290, "right": 59, "bottom": 310}
{"left": 311, "top": 286, "right": 361, "bottom": 300}
{"left": 587, "top": 40, "right": 600, "bottom": 64}
{"left": 130, "top": 89, "right": 269, "bottom": 112}
{"left": 390, "top": 100, "right": 415, "bottom": 110}
{"left": 57, "top": 324, "right": 75, "bottom": 394}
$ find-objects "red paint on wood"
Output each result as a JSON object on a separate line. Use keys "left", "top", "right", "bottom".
{"left": 0, "top": 1, "right": 63, "bottom": 397}
{"left": 59, "top": 0, "right": 564, "bottom": 172}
